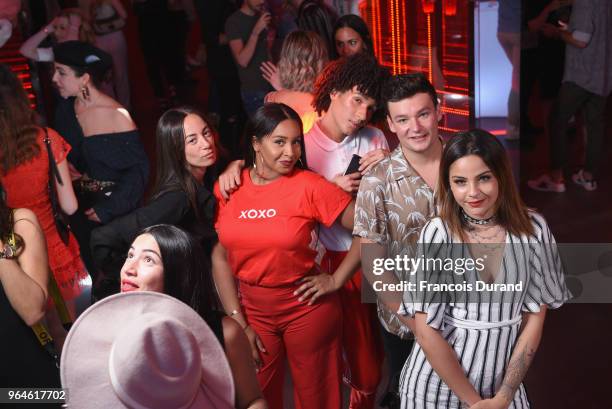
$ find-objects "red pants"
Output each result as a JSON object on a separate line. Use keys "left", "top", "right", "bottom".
{"left": 239, "top": 281, "right": 343, "bottom": 409}
{"left": 322, "top": 250, "right": 384, "bottom": 409}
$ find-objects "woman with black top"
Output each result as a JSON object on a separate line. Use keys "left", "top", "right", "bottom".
{"left": 119, "top": 224, "right": 267, "bottom": 409}
{"left": 90, "top": 107, "right": 220, "bottom": 298}
{"left": 52, "top": 41, "right": 148, "bottom": 273}
{"left": 0, "top": 198, "right": 61, "bottom": 406}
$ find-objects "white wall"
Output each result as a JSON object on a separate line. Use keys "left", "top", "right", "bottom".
{"left": 474, "top": 0, "right": 513, "bottom": 118}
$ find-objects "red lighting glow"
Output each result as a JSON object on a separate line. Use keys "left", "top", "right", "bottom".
{"left": 361, "top": 0, "right": 472, "bottom": 135}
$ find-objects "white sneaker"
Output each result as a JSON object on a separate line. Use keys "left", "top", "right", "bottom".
{"left": 572, "top": 169, "right": 597, "bottom": 191}
{"left": 527, "top": 174, "right": 566, "bottom": 193}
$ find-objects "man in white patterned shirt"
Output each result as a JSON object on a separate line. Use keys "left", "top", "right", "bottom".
{"left": 354, "top": 73, "right": 443, "bottom": 408}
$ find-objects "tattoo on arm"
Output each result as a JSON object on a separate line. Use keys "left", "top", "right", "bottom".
{"left": 498, "top": 342, "right": 536, "bottom": 403}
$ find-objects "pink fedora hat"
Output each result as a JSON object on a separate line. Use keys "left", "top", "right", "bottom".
{"left": 60, "top": 292, "right": 235, "bottom": 409}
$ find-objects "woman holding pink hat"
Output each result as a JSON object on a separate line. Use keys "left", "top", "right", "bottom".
{"left": 117, "top": 224, "right": 266, "bottom": 409}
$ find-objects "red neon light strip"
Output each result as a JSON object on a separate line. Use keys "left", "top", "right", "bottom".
{"left": 427, "top": 13, "right": 433, "bottom": 83}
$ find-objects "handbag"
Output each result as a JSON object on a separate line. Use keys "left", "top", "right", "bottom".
{"left": 43, "top": 128, "right": 71, "bottom": 246}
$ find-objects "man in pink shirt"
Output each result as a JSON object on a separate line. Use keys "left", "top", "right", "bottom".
{"left": 305, "top": 52, "right": 389, "bottom": 409}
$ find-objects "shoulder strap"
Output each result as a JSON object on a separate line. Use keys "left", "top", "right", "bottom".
{"left": 43, "top": 127, "right": 64, "bottom": 186}
{"left": 31, "top": 323, "right": 60, "bottom": 368}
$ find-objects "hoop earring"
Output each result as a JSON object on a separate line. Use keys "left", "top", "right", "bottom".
{"left": 257, "top": 153, "right": 263, "bottom": 173}
{"left": 298, "top": 157, "right": 304, "bottom": 168}
{"left": 255, "top": 153, "right": 266, "bottom": 180}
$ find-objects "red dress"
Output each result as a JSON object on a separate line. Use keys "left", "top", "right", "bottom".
{"left": 1, "top": 128, "right": 87, "bottom": 300}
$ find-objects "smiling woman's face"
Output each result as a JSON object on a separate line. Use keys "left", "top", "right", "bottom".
{"left": 253, "top": 118, "right": 302, "bottom": 180}
{"left": 120, "top": 234, "right": 164, "bottom": 293}
{"left": 449, "top": 154, "right": 499, "bottom": 220}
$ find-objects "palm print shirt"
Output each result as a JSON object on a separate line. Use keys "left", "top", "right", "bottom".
{"left": 354, "top": 146, "right": 437, "bottom": 338}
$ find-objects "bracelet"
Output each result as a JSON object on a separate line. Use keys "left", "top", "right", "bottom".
{"left": 0, "top": 243, "right": 17, "bottom": 259}
{"left": 229, "top": 309, "right": 249, "bottom": 331}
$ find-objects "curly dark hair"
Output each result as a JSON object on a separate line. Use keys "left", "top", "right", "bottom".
{"left": 312, "top": 52, "right": 389, "bottom": 117}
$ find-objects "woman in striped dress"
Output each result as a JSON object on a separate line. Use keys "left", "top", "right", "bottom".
{"left": 399, "top": 129, "right": 571, "bottom": 408}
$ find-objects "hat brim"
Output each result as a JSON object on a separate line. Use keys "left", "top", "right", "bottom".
{"left": 60, "top": 292, "right": 235, "bottom": 409}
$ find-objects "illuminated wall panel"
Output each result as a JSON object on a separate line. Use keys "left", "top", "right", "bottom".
{"left": 0, "top": 31, "right": 37, "bottom": 108}
{"left": 360, "top": 0, "right": 473, "bottom": 135}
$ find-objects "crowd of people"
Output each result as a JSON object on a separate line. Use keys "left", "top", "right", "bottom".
{"left": 4, "top": 0, "right": 610, "bottom": 408}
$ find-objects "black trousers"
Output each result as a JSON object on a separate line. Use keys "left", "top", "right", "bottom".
{"left": 549, "top": 81, "right": 607, "bottom": 178}
{"left": 379, "top": 323, "right": 415, "bottom": 408}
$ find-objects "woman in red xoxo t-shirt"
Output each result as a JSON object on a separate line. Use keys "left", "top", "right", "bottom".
{"left": 212, "top": 103, "right": 360, "bottom": 409}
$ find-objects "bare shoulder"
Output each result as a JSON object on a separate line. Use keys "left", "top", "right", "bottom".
{"left": 88, "top": 96, "right": 136, "bottom": 133}
{"left": 12, "top": 208, "right": 42, "bottom": 234}
{"left": 13, "top": 208, "right": 40, "bottom": 226}
{"left": 96, "top": 106, "right": 136, "bottom": 133}
{"left": 110, "top": 107, "right": 136, "bottom": 132}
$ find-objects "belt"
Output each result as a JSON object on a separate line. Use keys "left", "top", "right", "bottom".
{"left": 77, "top": 178, "right": 115, "bottom": 192}
{"left": 444, "top": 314, "right": 522, "bottom": 330}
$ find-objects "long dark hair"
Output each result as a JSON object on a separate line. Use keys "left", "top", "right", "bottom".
{"left": 438, "top": 129, "right": 534, "bottom": 240}
{"left": 140, "top": 224, "right": 217, "bottom": 322}
{"left": 244, "top": 103, "right": 308, "bottom": 169}
{"left": 151, "top": 107, "right": 224, "bottom": 220}
{"left": 333, "top": 14, "right": 375, "bottom": 56}
{"left": 0, "top": 64, "right": 41, "bottom": 172}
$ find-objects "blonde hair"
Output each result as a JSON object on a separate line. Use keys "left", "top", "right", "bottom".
{"left": 57, "top": 8, "right": 96, "bottom": 44}
{"left": 279, "top": 30, "right": 328, "bottom": 93}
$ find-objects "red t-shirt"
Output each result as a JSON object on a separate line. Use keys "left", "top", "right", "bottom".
{"left": 214, "top": 168, "right": 352, "bottom": 287}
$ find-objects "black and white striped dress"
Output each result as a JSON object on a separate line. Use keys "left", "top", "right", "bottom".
{"left": 398, "top": 213, "right": 571, "bottom": 409}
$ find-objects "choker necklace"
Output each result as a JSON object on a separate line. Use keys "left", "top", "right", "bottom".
{"left": 462, "top": 210, "right": 496, "bottom": 225}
